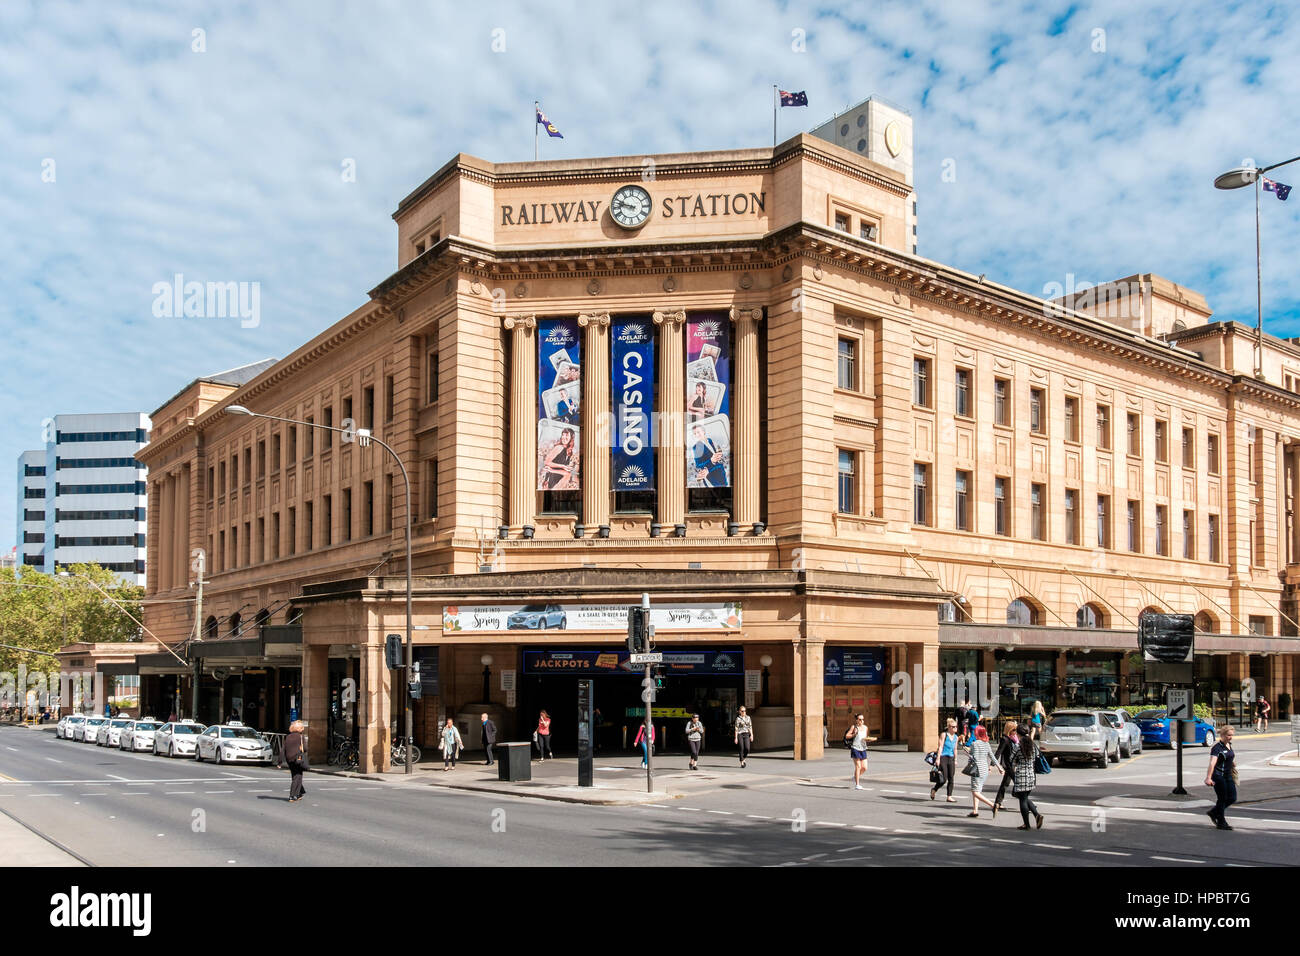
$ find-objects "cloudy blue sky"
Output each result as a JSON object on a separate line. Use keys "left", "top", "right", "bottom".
{"left": 3, "top": 0, "right": 1298, "bottom": 550}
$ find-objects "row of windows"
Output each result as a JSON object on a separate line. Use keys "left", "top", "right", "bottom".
{"left": 55, "top": 535, "right": 146, "bottom": 548}
{"left": 23, "top": 510, "right": 44, "bottom": 521}
{"left": 55, "top": 509, "right": 147, "bottom": 522}
{"left": 56, "top": 429, "right": 149, "bottom": 443}
{"left": 23, "top": 532, "right": 44, "bottom": 544}
{"left": 55, "top": 457, "right": 145, "bottom": 470}
{"left": 23, "top": 464, "right": 45, "bottom": 476}
{"left": 53, "top": 560, "right": 144, "bottom": 574}
{"left": 24, "top": 488, "right": 45, "bottom": 498}
{"left": 56, "top": 482, "right": 147, "bottom": 496}
{"left": 22, "top": 555, "right": 43, "bottom": 566}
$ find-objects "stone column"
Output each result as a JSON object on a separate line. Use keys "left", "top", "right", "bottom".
{"left": 175, "top": 466, "right": 190, "bottom": 587}
{"left": 900, "top": 642, "right": 940, "bottom": 751}
{"left": 358, "top": 638, "right": 391, "bottom": 773}
{"left": 731, "top": 306, "right": 763, "bottom": 528}
{"left": 792, "top": 637, "right": 825, "bottom": 759}
{"left": 504, "top": 315, "right": 537, "bottom": 530}
{"left": 301, "top": 643, "right": 329, "bottom": 763}
{"left": 1290, "top": 443, "right": 1300, "bottom": 564}
{"left": 579, "top": 311, "right": 611, "bottom": 531}
{"left": 653, "top": 310, "right": 686, "bottom": 529}
{"left": 159, "top": 474, "right": 174, "bottom": 592}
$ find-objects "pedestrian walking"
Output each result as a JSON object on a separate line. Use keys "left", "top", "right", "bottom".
{"left": 965, "top": 725, "right": 1001, "bottom": 817}
{"left": 992, "top": 720, "right": 1019, "bottom": 813}
{"left": 1029, "top": 700, "right": 1046, "bottom": 740}
{"left": 1205, "top": 725, "right": 1237, "bottom": 830}
{"left": 844, "top": 714, "right": 872, "bottom": 789}
{"left": 633, "top": 722, "right": 655, "bottom": 768}
{"left": 685, "top": 714, "right": 704, "bottom": 770}
{"left": 931, "top": 718, "right": 960, "bottom": 802}
{"left": 1254, "top": 696, "right": 1270, "bottom": 733}
{"left": 481, "top": 713, "right": 497, "bottom": 766}
{"left": 1009, "top": 723, "right": 1045, "bottom": 831}
{"left": 439, "top": 717, "right": 464, "bottom": 771}
{"left": 534, "top": 710, "right": 552, "bottom": 761}
{"left": 734, "top": 705, "right": 754, "bottom": 767}
{"left": 284, "top": 720, "right": 308, "bottom": 803}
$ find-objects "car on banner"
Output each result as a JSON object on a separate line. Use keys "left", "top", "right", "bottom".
{"left": 194, "top": 722, "right": 274, "bottom": 764}
{"left": 56, "top": 714, "right": 86, "bottom": 739}
{"left": 119, "top": 719, "right": 162, "bottom": 752}
{"left": 507, "top": 604, "right": 568, "bottom": 630}
{"left": 152, "top": 720, "right": 205, "bottom": 757}
{"left": 1134, "top": 708, "right": 1216, "bottom": 747}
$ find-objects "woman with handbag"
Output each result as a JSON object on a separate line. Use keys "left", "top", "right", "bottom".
{"left": 284, "top": 720, "right": 307, "bottom": 803}
{"left": 535, "top": 710, "right": 552, "bottom": 761}
{"left": 1009, "top": 722, "right": 1046, "bottom": 830}
{"left": 845, "top": 714, "right": 871, "bottom": 790}
{"left": 992, "top": 720, "right": 1019, "bottom": 814}
{"left": 1204, "top": 725, "right": 1237, "bottom": 830}
{"left": 633, "top": 722, "right": 655, "bottom": 768}
{"left": 964, "top": 725, "right": 1001, "bottom": 817}
{"left": 931, "top": 718, "right": 959, "bottom": 803}
{"left": 685, "top": 715, "right": 704, "bottom": 770}
{"left": 439, "top": 717, "right": 464, "bottom": 771}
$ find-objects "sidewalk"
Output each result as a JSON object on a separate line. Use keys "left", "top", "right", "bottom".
{"left": 0, "top": 811, "right": 86, "bottom": 866}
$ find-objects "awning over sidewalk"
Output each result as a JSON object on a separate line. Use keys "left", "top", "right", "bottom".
{"left": 940, "top": 622, "right": 1300, "bottom": 656}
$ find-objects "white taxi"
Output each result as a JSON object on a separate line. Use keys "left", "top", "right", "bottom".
{"left": 119, "top": 719, "right": 162, "bottom": 752}
{"left": 56, "top": 714, "right": 86, "bottom": 739}
{"left": 152, "top": 720, "right": 205, "bottom": 757}
{"left": 194, "top": 722, "right": 273, "bottom": 765}
{"left": 80, "top": 716, "right": 109, "bottom": 743}
{"left": 97, "top": 717, "right": 133, "bottom": 747}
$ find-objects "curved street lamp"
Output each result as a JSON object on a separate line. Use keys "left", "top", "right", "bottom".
{"left": 226, "top": 404, "right": 416, "bottom": 775}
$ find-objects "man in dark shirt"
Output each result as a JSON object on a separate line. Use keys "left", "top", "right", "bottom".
{"left": 481, "top": 713, "right": 497, "bottom": 766}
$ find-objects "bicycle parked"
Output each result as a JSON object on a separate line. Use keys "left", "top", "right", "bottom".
{"left": 328, "top": 732, "right": 359, "bottom": 770}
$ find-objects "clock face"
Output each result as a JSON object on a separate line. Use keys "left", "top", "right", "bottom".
{"left": 610, "top": 184, "right": 652, "bottom": 229}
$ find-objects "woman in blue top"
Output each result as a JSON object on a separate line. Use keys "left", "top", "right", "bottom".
{"left": 931, "top": 718, "right": 960, "bottom": 803}
{"left": 1029, "top": 700, "right": 1046, "bottom": 739}
{"left": 845, "top": 714, "right": 871, "bottom": 790}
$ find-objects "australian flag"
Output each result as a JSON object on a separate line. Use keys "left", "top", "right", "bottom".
{"left": 536, "top": 105, "right": 563, "bottom": 138}
{"left": 1263, "top": 176, "right": 1292, "bottom": 201}
{"left": 779, "top": 89, "right": 808, "bottom": 107}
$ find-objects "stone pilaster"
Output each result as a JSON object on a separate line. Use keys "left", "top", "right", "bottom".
{"left": 301, "top": 643, "right": 329, "bottom": 762}
{"left": 359, "top": 638, "right": 391, "bottom": 773}
{"left": 579, "top": 311, "right": 611, "bottom": 530}
{"left": 174, "top": 467, "right": 190, "bottom": 587}
{"left": 504, "top": 314, "right": 537, "bottom": 529}
{"left": 653, "top": 309, "right": 686, "bottom": 528}
{"left": 159, "top": 474, "right": 175, "bottom": 592}
{"left": 792, "top": 637, "right": 825, "bottom": 759}
{"left": 731, "top": 306, "right": 763, "bottom": 527}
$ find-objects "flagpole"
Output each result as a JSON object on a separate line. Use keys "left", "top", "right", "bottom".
{"left": 534, "top": 100, "right": 539, "bottom": 161}
{"left": 1254, "top": 174, "right": 1262, "bottom": 377}
{"left": 772, "top": 85, "right": 777, "bottom": 147}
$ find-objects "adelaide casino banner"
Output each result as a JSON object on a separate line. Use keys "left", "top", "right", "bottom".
{"left": 611, "top": 317, "right": 655, "bottom": 490}
{"left": 686, "top": 313, "right": 731, "bottom": 488}
{"left": 537, "top": 318, "right": 581, "bottom": 491}
{"left": 443, "top": 602, "right": 742, "bottom": 633}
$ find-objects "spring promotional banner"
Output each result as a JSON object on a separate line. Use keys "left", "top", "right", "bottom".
{"left": 685, "top": 313, "right": 731, "bottom": 488}
{"left": 537, "top": 318, "right": 581, "bottom": 491}
{"left": 611, "top": 317, "right": 655, "bottom": 490}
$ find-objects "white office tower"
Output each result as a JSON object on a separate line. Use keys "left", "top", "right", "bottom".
{"left": 16, "top": 449, "right": 47, "bottom": 571}
{"left": 41, "top": 412, "right": 151, "bottom": 585}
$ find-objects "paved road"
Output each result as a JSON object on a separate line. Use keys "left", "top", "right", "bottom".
{"left": 2, "top": 724, "right": 1296, "bottom": 866}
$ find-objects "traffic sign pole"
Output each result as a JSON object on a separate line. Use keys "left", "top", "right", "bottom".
{"left": 1167, "top": 688, "right": 1192, "bottom": 795}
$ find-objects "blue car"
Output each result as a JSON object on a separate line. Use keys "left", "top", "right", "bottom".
{"left": 1134, "top": 708, "right": 1216, "bottom": 747}
{"left": 506, "top": 604, "right": 568, "bottom": 630}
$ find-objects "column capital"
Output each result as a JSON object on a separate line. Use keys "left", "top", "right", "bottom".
{"left": 577, "top": 311, "right": 610, "bottom": 328}
{"left": 729, "top": 306, "right": 764, "bottom": 324}
{"left": 652, "top": 309, "right": 685, "bottom": 327}
{"left": 502, "top": 313, "right": 537, "bottom": 331}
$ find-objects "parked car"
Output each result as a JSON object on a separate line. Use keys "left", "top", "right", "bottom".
{"left": 1100, "top": 708, "right": 1143, "bottom": 758}
{"left": 79, "top": 716, "right": 108, "bottom": 743}
{"left": 1134, "top": 708, "right": 1216, "bottom": 747}
{"left": 194, "top": 722, "right": 273, "bottom": 765}
{"left": 506, "top": 604, "right": 568, "bottom": 630}
{"left": 153, "top": 720, "right": 205, "bottom": 757}
{"left": 96, "top": 717, "right": 133, "bottom": 747}
{"left": 119, "top": 719, "right": 162, "bottom": 752}
{"left": 56, "top": 714, "right": 86, "bottom": 739}
{"left": 1040, "top": 709, "right": 1121, "bottom": 767}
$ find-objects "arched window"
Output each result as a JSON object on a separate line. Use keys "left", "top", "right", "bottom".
{"left": 1007, "top": 599, "right": 1040, "bottom": 626}
{"left": 1194, "top": 610, "right": 1217, "bottom": 633}
{"left": 254, "top": 608, "right": 270, "bottom": 631}
{"left": 1138, "top": 605, "right": 1163, "bottom": 622}
{"left": 939, "top": 598, "right": 968, "bottom": 623}
{"left": 228, "top": 612, "right": 241, "bottom": 638}
{"left": 203, "top": 616, "right": 218, "bottom": 640}
{"left": 1076, "top": 604, "right": 1105, "bottom": 628}
{"left": 286, "top": 606, "right": 303, "bottom": 625}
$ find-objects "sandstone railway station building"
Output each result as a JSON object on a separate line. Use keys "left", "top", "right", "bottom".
{"left": 136, "top": 105, "right": 1300, "bottom": 770}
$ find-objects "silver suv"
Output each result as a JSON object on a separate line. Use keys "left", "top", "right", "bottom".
{"left": 1041, "top": 710, "right": 1121, "bottom": 768}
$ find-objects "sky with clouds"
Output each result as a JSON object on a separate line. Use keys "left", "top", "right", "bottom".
{"left": 3, "top": 0, "right": 1298, "bottom": 550}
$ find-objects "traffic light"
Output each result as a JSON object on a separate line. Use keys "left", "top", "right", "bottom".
{"left": 652, "top": 665, "right": 665, "bottom": 689}
{"left": 626, "top": 607, "right": 647, "bottom": 654}
{"left": 385, "top": 633, "right": 403, "bottom": 670}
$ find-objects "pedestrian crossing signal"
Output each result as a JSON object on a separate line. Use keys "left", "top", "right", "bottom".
{"left": 626, "top": 607, "right": 647, "bottom": 654}
{"left": 385, "top": 633, "right": 402, "bottom": 670}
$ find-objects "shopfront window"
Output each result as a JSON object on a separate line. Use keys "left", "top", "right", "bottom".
{"left": 1064, "top": 653, "right": 1120, "bottom": 709}
{"left": 996, "top": 652, "right": 1056, "bottom": 720}
{"left": 938, "top": 650, "right": 980, "bottom": 719}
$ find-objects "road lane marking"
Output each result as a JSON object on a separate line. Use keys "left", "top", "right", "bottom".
{"left": 1033, "top": 843, "right": 1070, "bottom": 850}
{"left": 1084, "top": 849, "right": 1130, "bottom": 856}
{"left": 853, "top": 824, "right": 886, "bottom": 830}
{"left": 746, "top": 814, "right": 771, "bottom": 819}
{"left": 203, "top": 790, "right": 233, "bottom": 794}
{"left": 815, "top": 821, "right": 847, "bottom": 827}
{"left": 164, "top": 791, "right": 194, "bottom": 795}
{"left": 1152, "top": 855, "right": 1204, "bottom": 863}
{"left": 107, "top": 775, "right": 130, "bottom": 781}
{"left": 705, "top": 810, "right": 732, "bottom": 815}
{"left": 45, "top": 758, "right": 62, "bottom": 764}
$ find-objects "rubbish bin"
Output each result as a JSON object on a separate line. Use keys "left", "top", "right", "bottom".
{"left": 497, "top": 742, "right": 532, "bottom": 782}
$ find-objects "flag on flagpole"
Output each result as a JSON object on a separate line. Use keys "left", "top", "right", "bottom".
{"left": 779, "top": 90, "right": 808, "bottom": 107}
{"left": 1263, "top": 176, "right": 1292, "bottom": 201}
{"left": 536, "top": 104, "right": 563, "bottom": 138}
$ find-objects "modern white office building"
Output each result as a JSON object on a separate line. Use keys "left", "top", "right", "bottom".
{"left": 15, "top": 412, "right": 151, "bottom": 585}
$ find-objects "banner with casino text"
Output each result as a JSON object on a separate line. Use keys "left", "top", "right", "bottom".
{"left": 611, "top": 317, "right": 655, "bottom": 490}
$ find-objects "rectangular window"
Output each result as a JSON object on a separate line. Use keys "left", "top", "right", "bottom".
{"left": 838, "top": 450, "right": 858, "bottom": 515}
{"left": 1030, "top": 388, "right": 1045, "bottom": 435}
{"left": 218, "top": 530, "right": 225, "bottom": 572}
{"left": 1183, "top": 510, "right": 1194, "bottom": 559}
{"left": 954, "top": 470, "right": 970, "bottom": 531}
{"left": 1127, "top": 413, "right": 1140, "bottom": 456}
{"left": 230, "top": 455, "right": 238, "bottom": 491}
{"left": 1249, "top": 615, "right": 1270, "bottom": 636}
{"left": 1096, "top": 404, "right": 1111, "bottom": 451}
{"left": 242, "top": 521, "right": 250, "bottom": 566}
{"left": 287, "top": 425, "right": 297, "bottom": 464}
{"left": 834, "top": 211, "right": 851, "bottom": 232}
{"left": 363, "top": 481, "right": 374, "bottom": 536}
{"left": 1128, "top": 500, "right": 1140, "bottom": 552}
{"left": 384, "top": 473, "right": 394, "bottom": 532}
{"left": 1155, "top": 504, "right": 1168, "bottom": 555}
{"left": 257, "top": 440, "right": 266, "bottom": 478}
{"left": 342, "top": 489, "right": 352, "bottom": 543}
{"left": 305, "top": 418, "right": 314, "bottom": 457}
{"left": 271, "top": 433, "right": 281, "bottom": 473}
{"left": 1181, "top": 428, "right": 1194, "bottom": 469}
{"left": 243, "top": 448, "right": 251, "bottom": 486}
{"left": 1065, "top": 489, "right": 1078, "bottom": 545}
{"left": 1155, "top": 420, "right": 1168, "bottom": 463}
{"left": 913, "top": 358, "right": 931, "bottom": 408}
{"left": 1097, "top": 495, "right": 1110, "bottom": 548}
{"left": 837, "top": 338, "right": 857, "bottom": 391}
{"left": 1031, "top": 484, "right": 1045, "bottom": 541}
{"left": 859, "top": 220, "right": 876, "bottom": 241}
{"left": 271, "top": 512, "right": 280, "bottom": 561}
{"left": 995, "top": 478, "right": 1009, "bottom": 536}
{"left": 1208, "top": 514, "right": 1220, "bottom": 562}
{"left": 323, "top": 496, "right": 332, "bottom": 547}
{"left": 955, "top": 368, "right": 972, "bottom": 419}
{"left": 342, "top": 397, "right": 353, "bottom": 430}
{"left": 305, "top": 501, "right": 313, "bottom": 551}
{"left": 384, "top": 375, "right": 395, "bottom": 423}
{"left": 427, "top": 350, "right": 440, "bottom": 404}
{"left": 207, "top": 466, "right": 215, "bottom": 502}
{"left": 994, "top": 378, "right": 1010, "bottom": 427}
{"left": 1207, "top": 433, "right": 1220, "bottom": 475}
{"left": 426, "top": 459, "right": 439, "bottom": 520}
{"left": 913, "top": 463, "right": 929, "bottom": 526}
{"left": 323, "top": 408, "right": 333, "bottom": 451}
{"left": 230, "top": 526, "right": 238, "bottom": 569}
{"left": 1064, "top": 396, "right": 1079, "bottom": 442}
{"left": 363, "top": 386, "right": 375, "bottom": 430}
{"left": 287, "top": 508, "right": 296, "bottom": 557}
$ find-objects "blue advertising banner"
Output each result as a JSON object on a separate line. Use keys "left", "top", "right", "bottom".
{"left": 611, "top": 317, "right": 655, "bottom": 490}
{"left": 537, "top": 318, "right": 581, "bottom": 491}
{"left": 824, "top": 647, "right": 886, "bottom": 685}
{"left": 523, "top": 647, "right": 744, "bottom": 677}
{"left": 686, "top": 313, "right": 731, "bottom": 488}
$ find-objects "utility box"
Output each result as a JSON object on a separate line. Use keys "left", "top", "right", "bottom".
{"left": 497, "top": 742, "right": 532, "bottom": 782}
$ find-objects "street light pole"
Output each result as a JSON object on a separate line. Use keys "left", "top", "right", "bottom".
{"left": 226, "top": 405, "right": 415, "bottom": 774}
